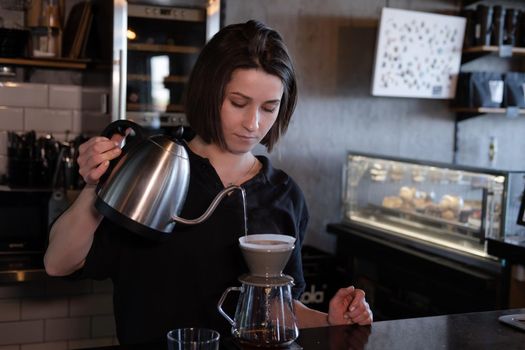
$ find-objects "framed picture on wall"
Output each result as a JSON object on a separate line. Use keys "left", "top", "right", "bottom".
{"left": 371, "top": 7, "right": 466, "bottom": 99}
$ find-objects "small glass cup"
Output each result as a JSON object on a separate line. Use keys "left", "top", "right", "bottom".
{"left": 167, "top": 328, "right": 220, "bottom": 350}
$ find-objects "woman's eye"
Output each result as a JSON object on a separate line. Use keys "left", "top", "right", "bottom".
{"left": 262, "top": 105, "right": 278, "bottom": 113}
{"left": 231, "top": 101, "right": 246, "bottom": 108}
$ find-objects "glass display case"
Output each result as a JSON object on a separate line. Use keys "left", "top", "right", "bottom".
{"left": 343, "top": 152, "right": 525, "bottom": 259}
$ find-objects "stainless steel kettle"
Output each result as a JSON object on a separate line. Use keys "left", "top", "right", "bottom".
{"left": 95, "top": 120, "right": 244, "bottom": 240}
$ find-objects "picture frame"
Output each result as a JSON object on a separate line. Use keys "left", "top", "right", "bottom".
{"left": 371, "top": 7, "right": 466, "bottom": 99}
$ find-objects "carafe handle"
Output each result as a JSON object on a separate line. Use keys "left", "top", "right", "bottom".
{"left": 217, "top": 286, "right": 242, "bottom": 327}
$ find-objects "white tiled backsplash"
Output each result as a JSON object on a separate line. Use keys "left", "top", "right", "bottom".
{"left": 0, "top": 82, "right": 111, "bottom": 176}
{"left": 0, "top": 279, "right": 118, "bottom": 349}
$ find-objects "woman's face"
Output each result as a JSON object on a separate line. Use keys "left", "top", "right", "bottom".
{"left": 220, "top": 68, "right": 284, "bottom": 154}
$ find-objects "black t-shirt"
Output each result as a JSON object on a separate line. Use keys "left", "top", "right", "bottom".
{"left": 76, "top": 144, "right": 309, "bottom": 345}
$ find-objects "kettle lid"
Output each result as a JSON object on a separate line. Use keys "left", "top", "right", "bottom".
{"left": 149, "top": 135, "right": 188, "bottom": 159}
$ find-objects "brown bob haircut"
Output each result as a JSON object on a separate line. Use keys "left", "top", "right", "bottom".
{"left": 185, "top": 20, "right": 297, "bottom": 153}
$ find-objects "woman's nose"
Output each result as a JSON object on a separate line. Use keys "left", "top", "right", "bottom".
{"left": 243, "top": 108, "right": 260, "bottom": 131}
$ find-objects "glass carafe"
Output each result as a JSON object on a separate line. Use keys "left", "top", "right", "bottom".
{"left": 218, "top": 274, "right": 299, "bottom": 347}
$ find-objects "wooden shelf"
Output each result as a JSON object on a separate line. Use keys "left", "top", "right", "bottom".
{"left": 126, "top": 103, "right": 184, "bottom": 113}
{"left": 128, "top": 43, "right": 200, "bottom": 54}
{"left": 127, "top": 74, "right": 188, "bottom": 83}
{"left": 167, "top": 104, "right": 184, "bottom": 112}
{"left": 463, "top": 46, "right": 525, "bottom": 56}
{"left": 127, "top": 103, "right": 155, "bottom": 111}
{"left": 164, "top": 75, "right": 188, "bottom": 83}
{"left": 0, "top": 57, "right": 91, "bottom": 69}
{"left": 452, "top": 107, "right": 525, "bottom": 121}
{"left": 127, "top": 74, "right": 151, "bottom": 81}
{"left": 461, "top": 46, "right": 525, "bottom": 63}
{"left": 461, "top": 0, "right": 482, "bottom": 7}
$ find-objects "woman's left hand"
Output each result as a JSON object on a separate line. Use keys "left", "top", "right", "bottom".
{"left": 327, "top": 286, "right": 373, "bottom": 326}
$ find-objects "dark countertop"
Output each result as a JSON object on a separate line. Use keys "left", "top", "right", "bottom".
{"left": 487, "top": 235, "right": 525, "bottom": 265}
{"left": 81, "top": 308, "right": 525, "bottom": 350}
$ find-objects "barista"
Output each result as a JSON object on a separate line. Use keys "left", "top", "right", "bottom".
{"left": 44, "top": 20, "right": 372, "bottom": 344}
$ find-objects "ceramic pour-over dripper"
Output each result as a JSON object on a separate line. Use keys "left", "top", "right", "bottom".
{"left": 239, "top": 234, "right": 296, "bottom": 277}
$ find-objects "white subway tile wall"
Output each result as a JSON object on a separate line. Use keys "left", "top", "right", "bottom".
{"left": 0, "top": 83, "right": 110, "bottom": 179}
{"left": 0, "top": 280, "right": 117, "bottom": 348}
{"left": 0, "top": 300, "right": 20, "bottom": 322}
{"left": 0, "top": 345, "right": 21, "bottom": 350}
{"left": 0, "top": 156, "right": 5, "bottom": 178}
{"left": 0, "top": 83, "right": 48, "bottom": 108}
{"left": 0, "top": 320, "right": 44, "bottom": 345}
{"left": 67, "top": 337, "right": 116, "bottom": 350}
{"left": 69, "top": 294, "right": 113, "bottom": 317}
{"left": 24, "top": 109, "right": 74, "bottom": 133}
{"left": 20, "top": 340, "right": 68, "bottom": 350}
{"left": 72, "top": 111, "right": 111, "bottom": 135}
{"left": 21, "top": 298, "right": 68, "bottom": 320}
{"left": 48, "top": 85, "right": 82, "bottom": 110}
{"left": 0, "top": 108, "right": 24, "bottom": 131}
{"left": 0, "top": 82, "right": 115, "bottom": 348}
{"left": 0, "top": 132, "right": 7, "bottom": 155}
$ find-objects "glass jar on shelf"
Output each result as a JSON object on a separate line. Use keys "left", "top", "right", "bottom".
{"left": 26, "top": 0, "right": 62, "bottom": 58}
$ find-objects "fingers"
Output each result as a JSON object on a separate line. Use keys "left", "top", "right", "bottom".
{"left": 348, "top": 288, "right": 365, "bottom": 313}
{"left": 333, "top": 285, "right": 355, "bottom": 301}
{"left": 328, "top": 286, "right": 373, "bottom": 326}
{"left": 349, "top": 300, "right": 373, "bottom": 325}
{"left": 342, "top": 288, "right": 373, "bottom": 325}
{"left": 330, "top": 286, "right": 355, "bottom": 310}
{"left": 109, "top": 128, "right": 131, "bottom": 146}
{"left": 77, "top": 136, "right": 122, "bottom": 185}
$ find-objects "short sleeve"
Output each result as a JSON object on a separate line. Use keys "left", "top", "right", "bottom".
{"left": 71, "top": 218, "right": 121, "bottom": 280}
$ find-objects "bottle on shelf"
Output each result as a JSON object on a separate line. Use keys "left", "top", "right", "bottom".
{"left": 462, "top": 9, "right": 477, "bottom": 48}
{"left": 27, "top": 0, "right": 63, "bottom": 58}
{"left": 503, "top": 9, "right": 520, "bottom": 46}
{"left": 475, "top": 5, "right": 493, "bottom": 46}
{"left": 491, "top": 6, "right": 505, "bottom": 46}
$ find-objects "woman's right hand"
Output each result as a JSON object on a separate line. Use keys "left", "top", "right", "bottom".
{"left": 77, "top": 134, "right": 125, "bottom": 185}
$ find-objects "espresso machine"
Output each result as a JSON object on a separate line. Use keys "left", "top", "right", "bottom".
{"left": 218, "top": 234, "right": 300, "bottom": 348}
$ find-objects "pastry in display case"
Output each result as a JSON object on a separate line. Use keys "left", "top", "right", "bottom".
{"left": 343, "top": 152, "right": 525, "bottom": 259}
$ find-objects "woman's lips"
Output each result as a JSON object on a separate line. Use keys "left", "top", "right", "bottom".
{"left": 236, "top": 134, "right": 257, "bottom": 142}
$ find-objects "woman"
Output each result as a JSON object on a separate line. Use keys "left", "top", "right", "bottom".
{"left": 44, "top": 20, "right": 372, "bottom": 345}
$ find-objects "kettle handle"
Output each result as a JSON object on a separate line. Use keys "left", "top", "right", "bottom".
{"left": 217, "top": 286, "right": 242, "bottom": 327}
{"left": 97, "top": 120, "right": 145, "bottom": 189}
{"left": 100, "top": 119, "right": 145, "bottom": 142}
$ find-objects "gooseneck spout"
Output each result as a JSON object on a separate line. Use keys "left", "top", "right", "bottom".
{"left": 170, "top": 185, "right": 247, "bottom": 233}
